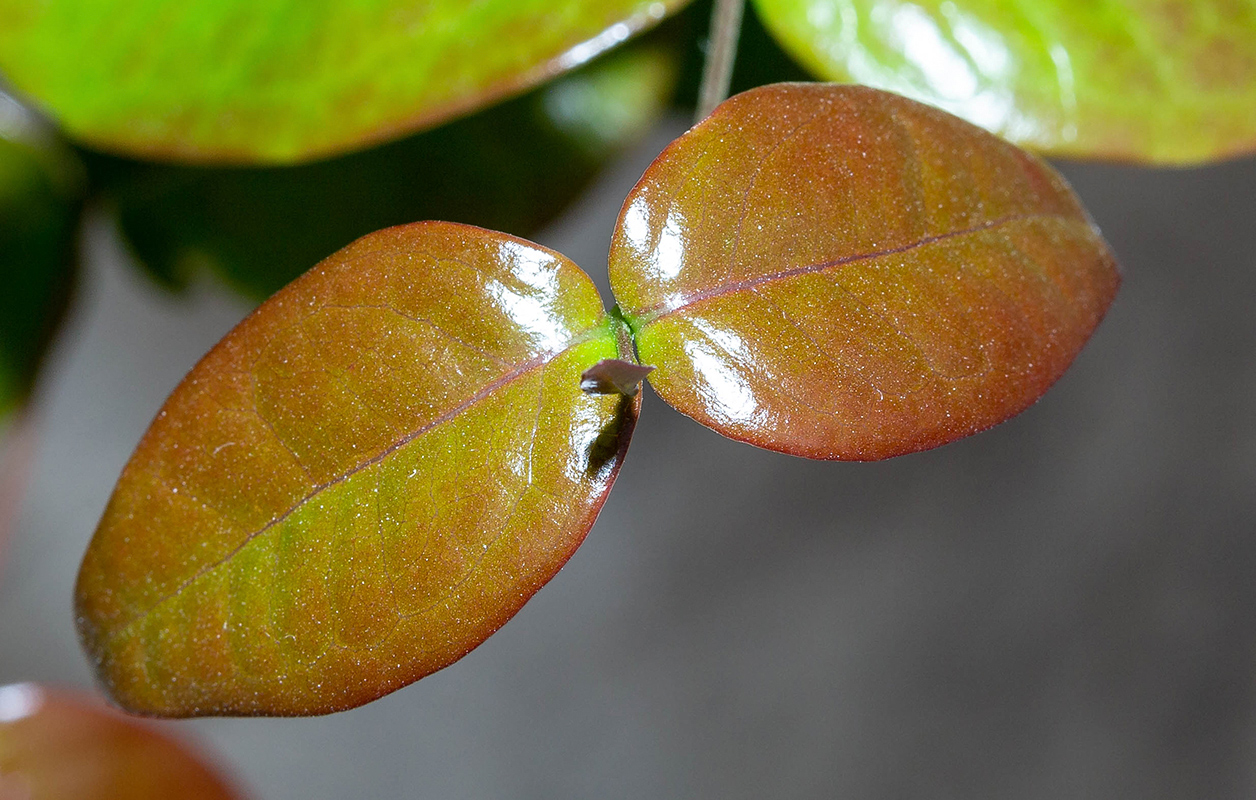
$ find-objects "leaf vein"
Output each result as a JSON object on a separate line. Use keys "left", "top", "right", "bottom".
{"left": 638, "top": 212, "right": 1059, "bottom": 323}
{"left": 104, "top": 331, "right": 598, "bottom": 648}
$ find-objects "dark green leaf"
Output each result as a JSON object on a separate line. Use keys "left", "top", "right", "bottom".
{"left": 670, "top": 0, "right": 814, "bottom": 110}
{"left": 0, "top": 92, "right": 83, "bottom": 421}
{"left": 85, "top": 44, "right": 679, "bottom": 300}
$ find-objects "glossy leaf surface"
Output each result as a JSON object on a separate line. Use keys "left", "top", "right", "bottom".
{"left": 0, "top": 684, "right": 242, "bottom": 799}
{"left": 0, "top": 92, "right": 83, "bottom": 423}
{"left": 752, "top": 0, "right": 1256, "bottom": 164}
{"left": 0, "top": 0, "right": 689, "bottom": 163}
{"left": 84, "top": 42, "right": 679, "bottom": 300}
{"left": 610, "top": 84, "right": 1119, "bottom": 460}
{"left": 76, "top": 223, "right": 638, "bottom": 716}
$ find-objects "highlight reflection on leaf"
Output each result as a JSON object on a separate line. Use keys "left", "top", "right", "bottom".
{"left": 76, "top": 83, "right": 1123, "bottom": 722}
{"left": 84, "top": 43, "right": 679, "bottom": 301}
{"left": 0, "top": 0, "right": 691, "bottom": 162}
{"left": 75, "top": 223, "right": 639, "bottom": 717}
{"left": 753, "top": 0, "right": 1256, "bottom": 164}
{"left": 610, "top": 83, "right": 1120, "bottom": 458}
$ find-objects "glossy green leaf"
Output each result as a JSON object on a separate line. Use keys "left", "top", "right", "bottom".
{"left": 76, "top": 223, "right": 639, "bottom": 717}
{"left": 83, "top": 42, "right": 679, "bottom": 300}
{"left": 751, "top": 0, "right": 1256, "bottom": 164}
{"left": 0, "top": 0, "right": 690, "bottom": 164}
{"left": 0, "top": 684, "right": 242, "bottom": 799}
{"left": 0, "top": 92, "right": 83, "bottom": 423}
{"left": 610, "top": 83, "right": 1120, "bottom": 459}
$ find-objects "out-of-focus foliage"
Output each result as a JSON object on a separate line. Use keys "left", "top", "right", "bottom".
{"left": 0, "top": 0, "right": 691, "bottom": 163}
{"left": 752, "top": 0, "right": 1256, "bottom": 164}
{"left": 0, "top": 683, "right": 244, "bottom": 799}
{"left": 670, "top": 0, "right": 814, "bottom": 107}
{"left": 83, "top": 43, "right": 679, "bottom": 301}
{"left": 0, "top": 91, "right": 83, "bottom": 422}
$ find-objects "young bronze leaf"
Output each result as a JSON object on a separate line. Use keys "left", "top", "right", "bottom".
{"left": 0, "top": 684, "right": 242, "bottom": 799}
{"left": 752, "top": 0, "right": 1256, "bottom": 165}
{"left": 0, "top": 0, "right": 689, "bottom": 163}
{"left": 609, "top": 84, "right": 1119, "bottom": 460}
{"left": 76, "top": 222, "right": 639, "bottom": 717}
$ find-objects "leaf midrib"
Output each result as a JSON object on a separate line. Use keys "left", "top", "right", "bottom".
{"left": 105, "top": 326, "right": 606, "bottom": 646}
{"left": 628, "top": 212, "right": 1059, "bottom": 326}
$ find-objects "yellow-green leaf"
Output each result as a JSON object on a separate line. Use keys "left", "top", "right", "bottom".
{"left": 0, "top": 0, "right": 690, "bottom": 163}
{"left": 752, "top": 0, "right": 1256, "bottom": 164}
{"left": 82, "top": 41, "right": 680, "bottom": 300}
{"left": 76, "top": 223, "right": 639, "bottom": 716}
{"left": 610, "top": 84, "right": 1120, "bottom": 459}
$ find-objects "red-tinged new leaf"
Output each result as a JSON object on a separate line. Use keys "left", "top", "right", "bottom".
{"left": 609, "top": 83, "right": 1119, "bottom": 460}
{"left": 0, "top": 684, "right": 242, "bottom": 799}
{"left": 75, "top": 222, "right": 638, "bottom": 717}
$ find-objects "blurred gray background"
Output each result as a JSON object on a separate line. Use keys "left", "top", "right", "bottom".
{"left": 2, "top": 116, "right": 1255, "bottom": 799}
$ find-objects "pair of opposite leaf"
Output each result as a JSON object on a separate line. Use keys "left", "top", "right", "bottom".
{"left": 0, "top": 39, "right": 679, "bottom": 550}
{"left": 1, "top": 0, "right": 1253, "bottom": 164}
{"left": 76, "top": 84, "right": 1120, "bottom": 718}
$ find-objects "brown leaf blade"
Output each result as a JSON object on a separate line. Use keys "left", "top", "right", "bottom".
{"left": 0, "top": 684, "right": 242, "bottom": 799}
{"left": 609, "top": 83, "right": 1120, "bottom": 460}
{"left": 76, "top": 222, "right": 636, "bottom": 716}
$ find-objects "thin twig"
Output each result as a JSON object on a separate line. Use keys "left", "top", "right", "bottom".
{"left": 695, "top": 0, "right": 746, "bottom": 122}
